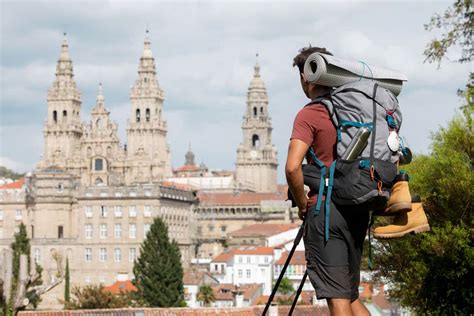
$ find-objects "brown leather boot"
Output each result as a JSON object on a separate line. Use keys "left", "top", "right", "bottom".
{"left": 384, "top": 173, "right": 412, "bottom": 214}
{"left": 373, "top": 195, "right": 431, "bottom": 239}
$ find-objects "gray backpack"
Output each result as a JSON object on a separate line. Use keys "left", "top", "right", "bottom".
{"left": 302, "top": 80, "right": 401, "bottom": 240}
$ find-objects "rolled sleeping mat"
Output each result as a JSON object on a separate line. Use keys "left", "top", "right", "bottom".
{"left": 303, "top": 53, "right": 408, "bottom": 96}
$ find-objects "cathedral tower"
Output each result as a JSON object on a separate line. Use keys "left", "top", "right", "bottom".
{"left": 39, "top": 33, "right": 83, "bottom": 170}
{"left": 126, "top": 31, "right": 172, "bottom": 183}
{"left": 235, "top": 59, "right": 278, "bottom": 192}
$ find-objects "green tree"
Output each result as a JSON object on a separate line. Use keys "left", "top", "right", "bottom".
{"left": 64, "top": 257, "right": 70, "bottom": 303}
{"left": 424, "top": 0, "right": 473, "bottom": 65}
{"left": 374, "top": 97, "right": 473, "bottom": 313}
{"left": 0, "top": 166, "right": 24, "bottom": 180}
{"left": 196, "top": 285, "right": 215, "bottom": 307}
{"left": 64, "top": 284, "right": 133, "bottom": 309}
{"left": 276, "top": 276, "right": 294, "bottom": 296}
{"left": 132, "top": 217, "right": 184, "bottom": 307}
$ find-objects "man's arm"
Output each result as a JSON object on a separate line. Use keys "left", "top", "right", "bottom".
{"left": 286, "top": 139, "right": 309, "bottom": 220}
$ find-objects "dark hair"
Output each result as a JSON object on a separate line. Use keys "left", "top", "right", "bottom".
{"left": 293, "top": 46, "right": 333, "bottom": 74}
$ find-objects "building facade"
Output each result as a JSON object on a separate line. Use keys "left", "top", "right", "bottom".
{"left": 0, "top": 33, "right": 196, "bottom": 310}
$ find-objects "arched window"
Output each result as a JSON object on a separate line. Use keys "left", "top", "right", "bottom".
{"left": 252, "top": 134, "right": 260, "bottom": 148}
{"left": 95, "top": 158, "right": 104, "bottom": 171}
{"left": 144, "top": 78, "right": 147, "bottom": 83}
{"left": 136, "top": 109, "right": 141, "bottom": 122}
{"left": 53, "top": 111, "right": 57, "bottom": 123}
{"left": 87, "top": 147, "right": 92, "bottom": 156}
{"left": 260, "top": 107, "right": 263, "bottom": 114}
{"left": 253, "top": 107, "right": 257, "bottom": 116}
{"left": 146, "top": 108, "right": 150, "bottom": 122}
{"left": 62, "top": 110, "right": 67, "bottom": 122}
{"left": 107, "top": 146, "right": 111, "bottom": 155}
{"left": 95, "top": 177, "right": 103, "bottom": 185}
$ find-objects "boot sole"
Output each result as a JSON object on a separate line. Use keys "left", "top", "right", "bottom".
{"left": 373, "top": 224, "right": 431, "bottom": 239}
{"left": 384, "top": 201, "right": 412, "bottom": 214}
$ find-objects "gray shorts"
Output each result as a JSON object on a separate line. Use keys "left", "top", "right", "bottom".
{"left": 303, "top": 201, "right": 370, "bottom": 301}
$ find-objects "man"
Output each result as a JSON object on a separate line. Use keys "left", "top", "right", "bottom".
{"left": 286, "top": 46, "right": 370, "bottom": 316}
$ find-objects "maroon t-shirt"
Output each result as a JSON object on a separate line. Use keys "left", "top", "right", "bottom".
{"left": 290, "top": 103, "right": 337, "bottom": 208}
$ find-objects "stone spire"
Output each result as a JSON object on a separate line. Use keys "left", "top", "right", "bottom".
{"left": 185, "top": 143, "right": 195, "bottom": 166}
{"left": 93, "top": 83, "right": 106, "bottom": 112}
{"left": 235, "top": 56, "right": 278, "bottom": 193}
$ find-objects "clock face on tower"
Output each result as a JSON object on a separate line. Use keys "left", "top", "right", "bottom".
{"left": 250, "top": 150, "right": 257, "bottom": 158}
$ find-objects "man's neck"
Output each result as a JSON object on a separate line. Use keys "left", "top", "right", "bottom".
{"left": 308, "top": 86, "right": 332, "bottom": 100}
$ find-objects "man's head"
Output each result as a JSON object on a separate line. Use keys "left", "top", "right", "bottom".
{"left": 293, "top": 46, "right": 333, "bottom": 99}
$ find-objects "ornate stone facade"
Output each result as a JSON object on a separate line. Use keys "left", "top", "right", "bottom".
{"left": 235, "top": 61, "right": 278, "bottom": 193}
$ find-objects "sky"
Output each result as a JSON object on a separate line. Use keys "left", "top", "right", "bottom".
{"left": 0, "top": 0, "right": 471, "bottom": 183}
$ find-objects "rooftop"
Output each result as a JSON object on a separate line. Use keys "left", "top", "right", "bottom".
{"left": 275, "top": 251, "right": 306, "bottom": 266}
{"left": 198, "top": 191, "right": 286, "bottom": 206}
{"left": 102, "top": 280, "right": 137, "bottom": 294}
{"left": 229, "top": 223, "right": 298, "bottom": 238}
{"left": 0, "top": 178, "right": 25, "bottom": 190}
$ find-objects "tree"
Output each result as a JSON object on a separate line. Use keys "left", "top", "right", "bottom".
{"left": 64, "top": 284, "right": 133, "bottom": 310}
{"left": 64, "top": 257, "right": 70, "bottom": 304}
{"left": 424, "top": 0, "right": 473, "bottom": 65}
{"left": 374, "top": 93, "right": 473, "bottom": 313}
{"left": 276, "top": 277, "right": 294, "bottom": 296}
{"left": 132, "top": 217, "right": 184, "bottom": 307}
{"left": 196, "top": 285, "right": 215, "bottom": 307}
{"left": 0, "top": 166, "right": 24, "bottom": 181}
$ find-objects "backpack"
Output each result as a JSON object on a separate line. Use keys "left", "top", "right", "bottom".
{"left": 302, "top": 80, "right": 401, "bottom": 241}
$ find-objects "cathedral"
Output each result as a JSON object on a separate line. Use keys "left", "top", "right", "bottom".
{"left": 0, "top": 32, "right": 291, "bottom": 309}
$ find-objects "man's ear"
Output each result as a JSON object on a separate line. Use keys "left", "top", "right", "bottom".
{"left": 300, "top": 72, "right": 307, "bottom": 83}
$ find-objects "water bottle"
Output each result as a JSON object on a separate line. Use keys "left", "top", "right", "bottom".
{"left": 341, "top": 127, "right": 372, "bottom": 160}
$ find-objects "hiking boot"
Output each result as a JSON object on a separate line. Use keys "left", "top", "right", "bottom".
{"left": 384, "top": 173, "right": 412, "bottom": 214}
{"left": 373, "top": 195, "right": 430, "bottom": 239}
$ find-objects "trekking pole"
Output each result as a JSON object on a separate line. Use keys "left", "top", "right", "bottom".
{"left": 262, "top": 220, "right": 305, "bottom": 316}
{"left": 288, "top": 270, "right": 308, "bottom": 316}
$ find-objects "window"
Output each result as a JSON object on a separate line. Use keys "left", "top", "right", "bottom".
{"left": 247, "top": 256, "right": 251, "bottom": 264}
{"left": 146, "top": 108, "right": 150, "bottom": 122}
{"left": 63, "top": 110, "right": 67, "bottom": 122}
{"left": 221, "top": 226, "right": 226, "bottom": 232}
{"left": 129, "top": 206, "right": 137, "bottom": 217}
{"left": 252, "top": 134, "right": 260, "bottom": 148}
{"left": 264, "top": 256, "right": 269, "bottom": 264}
{"left": 95, "top": 158, "right": 103, "bottom": 171}
{"left": 129, "top": 224, "right": 136, "bottom": 238}
{"left": 136, "top": 109, "right": 141, "bottom": 122}
{"left": 58, "top": 226, "right": 64, "bottom": 239}
{"left": 129, "top": 248, "right": 137, "bottom": 262}
{"left": 144, "top": 205, "right": 151, "bottom": 217}
{"left": 238, "top": 256, "right": 242, "bottom": 264}
{"left": 208, "top": 225, "right": 214, "bottom": 232}
{"left": 129, "top": 191, "right": 137, "bottom": 197}
{"left": 238, "top": 269, "right": 243, "bottom": 278}
{"left": 115, "top": 224, "right": 121, "bottom": 239}
{"left": 197, "top": 226, "right": 202, "bottom": 234}
{"left": 31, "top": 225, "right": 34, "bottom": 239}
{"left": 85, "top": 248, "right": 92, "bottom": 262}
{"left": 246, "top": 269, "right": 251, "bottom": 278}
{"left": 0, "top": 210, "right": 3, "bottom": 220}
{"left": 114, "top": 191, "right": 122, "bottom": 197}
{"left": 85, "top": 224, "right": 93, "bottom": 239}
{"left": 100, "top": 248, "right": 107, "bottom": 262}
{"left": 144, "top": 223, "right": 151, "bottom": 237}
{"left": 100, "top": 191, "right": 108, "bottom": 197}
{"left": 57, "top": 183, "right": 64, "bottom": 193}
{"left": 114, "top": 206, "right": 122, "bottom": 217}
{"left": 99, "top": 224, "right": 107, "bottom": 238}
{"left": 53, "top": 110, "right": 57, "bottom": 123}
{"left": 100, "top": 206, "right": 107, "bottom": 217}
{"left": 253, "top": 107, "right": 257, "bottom": 116}
{"left": 15, "top": 210, "right": 22, "bottom": 220}
{"left": 145, "top": 190, "right": 151, "bottom": 197}
{"left": 34, "top": 248, "right": 41, "bottom": 263}
{"left": 85, "top": 206, "right": 92, "bottom": 218}
{"left": 114, "top": 248, "right": 121, "bottom": 262}
{"left": 99, "top": 275, "right": 106, "bottom": 284}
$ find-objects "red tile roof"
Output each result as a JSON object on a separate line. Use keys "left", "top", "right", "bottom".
{"left": 275, "top": 251, "right": 306, "bottom": 266}
{"left": 213, "top": 249, "right": 236, "bottom": 263}
{"left": 212, "top": 283, "right": 262, "bottom": 301}
{"left": 229, "top": 223, "right": 298, "bottom": 238}
{"left": 161, "top": 181, "right": 196, "bottom": 191}
{"left": 174, "top": 164, "right": 201, "bottom": 172}
{"left": 102, "top": 280, "right": 137, "bottom": 294}
{"left": 0, "top": 178, "right": 25, "bottom": 190}
{"left": 183, "top": 270, "right": 217, "bottom": 285}
{"left": 233, "top": 246, "right": 274, "bottom": 255}
{"left": 198, "top": 191, "right": 287, "bottom": 206}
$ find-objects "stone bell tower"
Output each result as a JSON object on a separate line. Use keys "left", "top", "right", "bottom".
{"left": 235, "top": 58, "right": 278, "bottom": 192}
{"left": 126, "top": 31, "right": 172, "bottom": 184}
{"left": 38, "top": 33, "right": 83, "bottom": 170}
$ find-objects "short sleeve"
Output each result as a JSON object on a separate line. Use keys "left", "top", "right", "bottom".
{"left": 290, "top": 107, "right": 315, "bottom": 147}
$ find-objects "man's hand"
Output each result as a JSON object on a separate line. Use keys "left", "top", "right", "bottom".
{"left": 286, "top": 139, "right": 310, "bottom": 222}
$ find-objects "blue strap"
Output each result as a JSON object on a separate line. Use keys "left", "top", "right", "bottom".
{"left": 339, "top": 120, "right": 373, "bottom": 129}
{"left": 359, "top": 159, "right": 371, "bottom": 170}
{"left": 307, "top": 147, "right": 327, "bottom": 216}
{"left": 324, "top": 161, "right": 337, "bottom": 242}
{"left": 336, "top": 129, "right": 342, "bottom": 142}
{"left": 386, "top": 114, "right": 397, "bottom": 129}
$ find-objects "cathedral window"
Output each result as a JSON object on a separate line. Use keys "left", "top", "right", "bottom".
{"left": 58, "top": 226, "right": 64, "bottom": 239}
{"left": 260, "top": 107, "right": 263, "bottom": 114}
{"left": 252, "top": 134, "right": 260, "bottom": 148}
{"left": 136, "top": 109, "right": 141, "bottom": 122}
{"left": 53, "top": 111, "right": 58, "bottom": 123}
{"left": 146, "top": 108, "right": 150, "bottom": 122}
{"left": 95, "top": 158, "right": 104, "bottom": 171}
{"left": 253, "top": 107, "right": 257, "bottom": 116}
{"left": 62, "top": 110, "right": 67, "bottom": 122}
